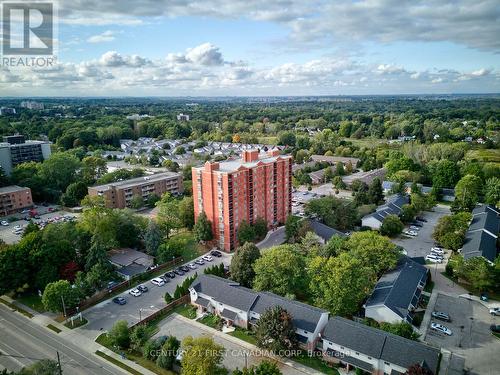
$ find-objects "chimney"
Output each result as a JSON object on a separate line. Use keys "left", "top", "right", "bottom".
{"left": 242, "top": 150, "right": 259, "bottom": 162}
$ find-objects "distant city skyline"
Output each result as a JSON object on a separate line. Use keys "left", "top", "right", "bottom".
{"left": 1, "top": 0, "right": 499, "bottom": 96}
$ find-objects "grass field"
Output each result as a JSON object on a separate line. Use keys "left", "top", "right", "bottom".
{"left": 342, "top": 137, "right": 389, "bottom": 148}
{"left": 228, "top": 328, "right": 258, "bottom": 345}
{"left": 173, "top": 304, "right": 197, "bottom": 319}
{"left": 16, "top": 292, "right": 45, "bottom": 313}
{"left": 466, "top": 149, "right": 500, "bottom": 163}
{"left": 292, "top": 352, "right": 340, "bottom": 374}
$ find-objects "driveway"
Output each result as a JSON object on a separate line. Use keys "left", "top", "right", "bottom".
{"left": 257, "top": 226, "right": 286, "bottom": 250}
{"left": 155, "top": 314, "right": 315, "bottom": 375}
{"left": 77, "top": 253, "right": 230, "bottom": 339}
{"left": 391, "top": 205, "right": 450, "bottom": 258}
{"left": 424, "top": 293, "right": 500, "bottom": 375}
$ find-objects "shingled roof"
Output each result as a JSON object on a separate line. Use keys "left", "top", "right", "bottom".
{"left": 461, "top": 204, "right": 499, "bottom": 263}
{"left": 365, "top": 257, "right": 428, "bottom": 322}
{"left": 322, "top": 317, "right": 440, "bottom": 373}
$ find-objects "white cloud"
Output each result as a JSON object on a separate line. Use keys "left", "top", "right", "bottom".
{"left": 87, "top": 30, "right": 119, "bottom": 43}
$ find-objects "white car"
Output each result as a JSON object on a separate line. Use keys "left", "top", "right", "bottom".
{"left": 202, "top": 255, "right": 213, "bottom": 262}
{"left": 431, "top": 322, "right": 452, "bottom": 335}
{"left": 490, "top": 307, "right": 500, "bottom": 316}
{"left": 14, "top": 225, "right": 22, "bottom": 230}
{"left": 0, "top": 220, "right": 9, "bottom": 226}
{"left": 426, "top": 254, "right": 442, "bottom": 263}
{"left": 403, "top": 230, "right": 417, "bottom": 237}
{"left": 431, "top": 247, "right": 444, "bottom": 255}
{"left": 129, "top": 288, "right": 142, "bottom": 297}
{"left": 188, "top": 263, "right": 197, "bottom": 269}
{"left": 151, "top": 277, "right": 165, "bottom": 287}
{"left": 409, "top": 226, "right": 421, "bottom": 231}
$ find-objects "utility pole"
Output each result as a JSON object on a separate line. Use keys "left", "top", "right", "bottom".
{"left": 56, "top": 351, "right": 63, "bottom": 375}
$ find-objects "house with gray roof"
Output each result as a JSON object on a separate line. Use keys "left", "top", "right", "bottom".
{"left": 361, "top": 194, "right": 409, "bottom": 230}
{"left": 321, "top": 317, "right": 440, "bottom": 375}
{"left": 364, "top": 257, "right": 428, "bottom": 324}
{"left": 306, "top": 219, "right": 347, "bottom": 243}
{"left": 460, "top": 204, "right": 499, "bottom": 264}
{"left": 189, "top": 274, "right": 329, "bottom": 349}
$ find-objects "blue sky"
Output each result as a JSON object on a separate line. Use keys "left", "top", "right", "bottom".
{"left": 1, "top": 0, "right": 499, "bottom": 96}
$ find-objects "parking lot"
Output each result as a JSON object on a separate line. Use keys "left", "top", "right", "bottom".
{"left": 0, "top": 208, "right": 79, "bottom": 244}
{"left": 78, "top": 253, "right": 230, "bottom": 339}
{"left": 425, "top": 293, "right": 500, "bottom": 375}
{"left": 391, "top": 205, "right": 451, "bottom": 258}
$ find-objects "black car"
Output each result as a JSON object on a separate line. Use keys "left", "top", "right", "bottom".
{"left": 112, "top": 297, "right": 126, "bottom": 305}
{"left": 416, "top": 216, "right": 428, "bottom": 222}
{"left": 165, "top": 271, "right": 176, "bottom": 279}
{"left": 410, "top": 221, "right": 423, "bottom": 227}
{"left": 137, "top": 284, "right": 148, "bottom": 293}
{"left": 180, "top": 265, "right": 190, "bottom": 272}
{"left": 159, "top": 275, "right": 170, "bottom": 282}
{"left": 174, "top": 268, "right": 185, "bottom": 276}
{"left": 490, "top": 324, "right": 500, "bottom": 333}
{"left": 210, "top": 250, "right": 222, "bottom": 257}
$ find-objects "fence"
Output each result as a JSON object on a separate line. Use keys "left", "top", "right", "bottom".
{"left": 78, "top": 256, "right": 184, "bottom": 311}
{"left": 131, "top": 294, "right": 190, "bottom": 328}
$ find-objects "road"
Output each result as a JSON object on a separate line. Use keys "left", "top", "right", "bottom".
{"left": 256, "top": 226, "right": 286, "bottom": 250}
{"left": 79, "top": 253, "right": 230, "bottom": 339}
{"left": 0, "top": 303, "right": 125, "bottom": 375}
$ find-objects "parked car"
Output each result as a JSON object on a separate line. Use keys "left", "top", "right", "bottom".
{"left": 137, "top": 284, "right": 148, "bottom": 293}
{"left": 203, "top": 255, "right": 214, "bottom": 262}
{"left": 490, "top": 324, "right": 500, "bottom": 333}
{"left": 410, "top": 221, "right": 423, "bottom": 227}
{"left": 409, "top": 225, "right": 421, "bottom": 231}
{"left": 151, "top": 277, "right": 166, "bottom": 286}
{"left": 431, "top": 322, "right": 452, "bottom": 335}
{"left": 1, "top": 220, "right": 9, "bottom": 226}
{"left": 431, "top": 247, "right": 444, "bottom": 255}
{"left": 129, "top": 288, "right": 142, "bottom": 297}
{"left": 431, "top": 311, "right": 450, "bottom": 322}
{"left": 188, "top": 263, "right": 197, "bottom": 269}
{"left": 195, "top": 259, "right": 205, "bottom": 265}
{"left": 425, "top": 254, "right": 443, "bottom": 263}
{"left": 416, "top": 216, "right": 428, "bottom": 222}
{"left": 210, "top": 250, "right": 222, "bottom": 257}
{"left": 112, "top": 297, "right": 126, "bottom": 305}
{"left": 180, "top": 265, "right": 190, "bottom": 272}
{"left": 107, "top": 281, "right": 119, "bottom": 291}
{"left": 173, "top": 268, "right": 185, "bottom": 276}
{"left": 490, "top": 307, "right": 500, "bottom": 316}
{"left": 164, "top": 271, "right": 176, "bottom": 279}
{"left": 403, "top": 230, "right": 418, "bottom": 237}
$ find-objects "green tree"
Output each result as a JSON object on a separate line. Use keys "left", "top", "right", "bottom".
{"left": 484, "top": 177, "right": 500, "bottom": 206}
{"left": 179, "top": 196, "right": 195, "bottom": 229}
{"left": 60, "top": 181, "right": 88, "bottom": 207}
{"left": 144, "top": 220, "right": 163, "bottom": 256}
{"left": 346, "top": 231, "right": 400, "bottom": 274}
{"left": 433, "top": 212, "right": 471, "bottom": 250}
{"left": 367, "top": 177, "right": 384, "bottom": 204}
{"left": 42, "top": 280, "right": 80, "bottom": 313}
{"left": 22, "top": 359, "right": 60, "bottom": 375}
{"left": 81, "top": 156, "right": 107, "bottom": 184}
{"left": 253, "top": 245, "right": 307, "bottom": 298}
{"left": 253, "top": 217, "right": 268, "bottom": 239}
{"left": 130, "top": 324, "right": 150, "bottom": 350}
{"left": 193, "top": 211, "right": 213, "bottom": 242}
{"left": 108, "top": 320, "right": 130, "bottom": 349}
{"left": 285, "top": 215, "right": 301, "bottom": 242}
{"left": 400, "top": 204, "right": 416, "bottom": 223}
{"left": 181, "top": 336, "right": 225, "bottom": 375}
{"left": 230, "top": 242, "right": 261, "bottom": 287}
{"left": 232, "top": 360, "right": 282, "bottom": 375}
{"left": 39, "top": 152, "right": 82, "bottom": 193}
{"left": 156, "top": 336, "right": 180, "bottom": 370}
{"left": 156, "top": 193, "right": 181, "bottom": 239}
{"left": 458, "top": 257, "right": 494, "bottom": 291}
{"left": 305, "top": 196, "right": 357, "bottom": 230}
{"left": 129, "top": 194, "right": 144, "bottom": 209}
{"left": 308, "top": 253, "right": 375, "bottom": 316}
{"left": 380, "top": 214, "right": 404, "bottom": 237}
{"left": 332, "top": 175, "right": 346, "bottom": 189}
{"left": 452, "top": 174, "right": 483, "bottom": 212}
{"left": 237, "top": 220, "right": 256, "bottom": 244}
{"left": 431, "top": 160, "right": 460, "bottom": 189}
{"left": 255, "top": 306, "right": 297, "bottom": 353}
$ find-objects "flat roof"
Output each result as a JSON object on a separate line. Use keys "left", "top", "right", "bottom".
{"left": 0, "top": 185, "right": 30, "bottom": 194}
{"left": 193, "top": 153, "right": 292, "bottom": 174}
{"left": 91, "top": 171, "right": 181, "bottom": 191}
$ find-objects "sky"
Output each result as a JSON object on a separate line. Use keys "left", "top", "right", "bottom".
{"left": 1, "top": 0, "right": 499, "bottom": 96}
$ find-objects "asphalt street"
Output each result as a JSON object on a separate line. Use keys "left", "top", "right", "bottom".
{"left": 0, "top": 303, "right": 125, "bottom": 375}
{"left": 79, "top": 252, "right": 230, "bottom": 339}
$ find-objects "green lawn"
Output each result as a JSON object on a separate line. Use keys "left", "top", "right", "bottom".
{"left": 46, "top": 324, "right": 61, "bottom": 333}
{"left": 173, "top": 304, "right": 197, "bottom": 319}
{"left": 292, "top": 352, "right": 339, "bottom": 375}
{"left": 15, "top": 292, "right": 45, "bottom": 313}
{"left": 198, "top": 313, "right": 221, "bottom": 329}
{"left": 257, "top": 136, "right": 278, "bottom": 145}
{"left": 228, "top": 328, "right": 258, "bottom": 345}
{"left": 95, "top": 351, "right": 143, "bottom": 375}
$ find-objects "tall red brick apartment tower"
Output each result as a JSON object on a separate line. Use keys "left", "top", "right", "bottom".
{"left": 192, "top": 150, "right": 293, "bottom": 252}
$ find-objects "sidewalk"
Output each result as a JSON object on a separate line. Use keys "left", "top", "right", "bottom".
{"left": 174, "top": 314, "right": 323, "bottom": 375}
{"left": 3, "top": 295, "right": 157, "bottom": 375}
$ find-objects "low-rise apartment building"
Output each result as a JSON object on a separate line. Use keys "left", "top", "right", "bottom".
{"left": 0, "top": 185, "right": 33, "bottom": 216}
{"left": 88, "top": 172, "right": 183, "bottom": 209}
{"left": 192, "top": 149, "right": 292, "bottom": 251}
{"left": 321, "top": 317, "right": 440, "bottom": 374}
{"left": 189, "top": 274, "right": 329, "bottom": 349}
{"left": 361, "top": 194, "right": 409, "bottom": 230}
